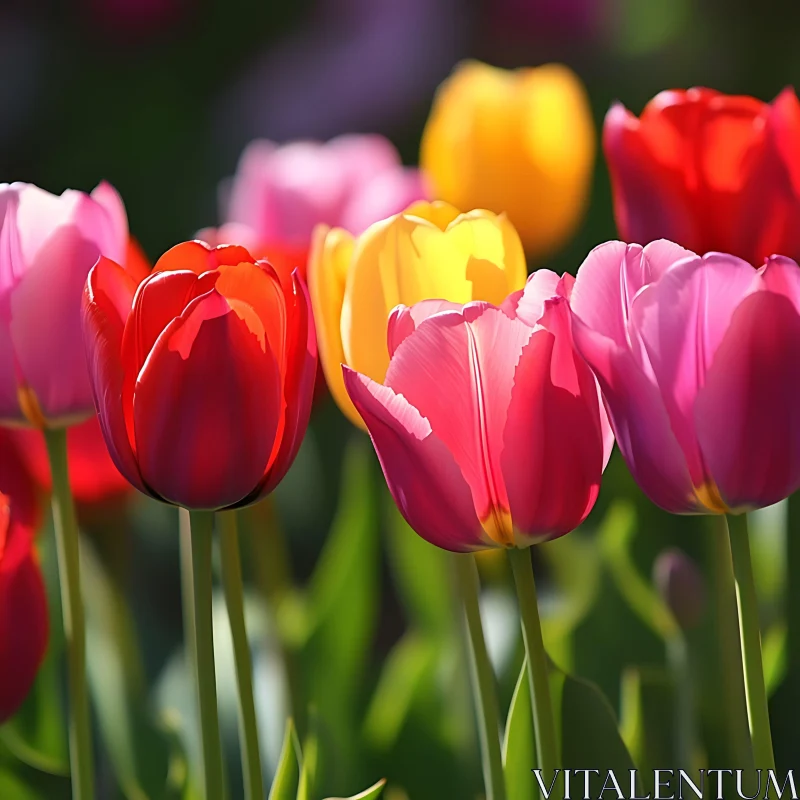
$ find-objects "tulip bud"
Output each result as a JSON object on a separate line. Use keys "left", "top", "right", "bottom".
{"left": 653, "top": 548, "right": 707, "bottom": 632}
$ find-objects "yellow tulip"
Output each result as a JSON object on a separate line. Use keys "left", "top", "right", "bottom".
{"left": 308, "top": 200, "right": 528, "bottom": 428}
{"left": 421, "top": 60, "right": 595, "bottom": 260}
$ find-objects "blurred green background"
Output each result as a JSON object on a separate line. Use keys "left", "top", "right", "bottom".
{"left": 3, "top": 0, "right": 800, "bottom": 797}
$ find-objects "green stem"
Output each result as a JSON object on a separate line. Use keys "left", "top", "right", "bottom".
{"left": 453, "top": 555, "right": 506, "bottom": 800}
{"left": 666, "top": 634, "right": 693, "bottom": 771}
{"left": 187, "top": 510, "right": 226, "bottom": 800}
{"left": 709, "top": 516, "right": 753, "bottom": 769}
{"left": 507, "top": 548, "right": 559, "bottom": 792}
{"left": 44, "top": 428, "right": 94, "bottom": 800}
{"left": 219, "top": 512, "right": 264, "bottom": 800}
{"left": 787, "top": 494, "right": 800, "bottom": 678}
{"left": 726, "top": 514, "right": 776, "bottom": 772}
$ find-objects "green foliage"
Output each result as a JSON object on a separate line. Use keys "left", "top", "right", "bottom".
{"left": 502, "top": 659, "right": 536, "bottom": 800}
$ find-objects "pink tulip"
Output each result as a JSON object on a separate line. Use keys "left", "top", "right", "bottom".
{"left": 570, "top": 239, "right": 800, "bottom": 514}
{"left": 343, "top": 272, "right": 612, "bottom": 551}
{"left": 0, "top": 181, "right": 128, "bottom": 427}
{"left": 223, "top": 134, "right": 427, "bottom": 249}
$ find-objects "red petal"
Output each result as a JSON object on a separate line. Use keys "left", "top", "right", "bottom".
{"left": 153, "top": 240, "right": 255, "bottom": 275}
{"left": 133, "top": 290, "right": 282, "bottom": 509}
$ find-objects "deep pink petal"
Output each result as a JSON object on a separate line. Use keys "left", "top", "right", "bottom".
{"left": 133, "top": 290, "right": 282, "bottom": 510}
{"left": 385, "top": 306, "right": 533, "bottom": 527}
{"left": 572, "top": 316, "right": 698, "bottom": 513}
{"left": 503, "top": 299, "right": 605, "bottom": 543}
{"left": 759, "top": 255, "right": 800, "bottom": 314}
{"left": 629, "top": 253, "right": 758, "bottom": 486}
{"left": 342, "top": 367, "right": 487, "bottom": 552}
{"left": 82, "top": 257, "right": 149, "bottom": 495}
{"left": 696, "top": 290, "right": 800, "bottom": 509}
{"left": 387, "top": 300, "right": 463, "bottom": 357}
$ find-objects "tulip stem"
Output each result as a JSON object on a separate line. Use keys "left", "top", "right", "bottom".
{"left": 726, "top": 513, "right": 776, "bottom": 772}
{"left": 507, "top": 547, "right": 559, "bottom": 792}
{"left": 187, "top": 510, "right": 226, "bottom": 800}
{"left": 453, "top": 554, "right": 506, "bottom": 800}
{"left": 44, "top": 428, "right": 94, "bottom": 800}
{"left": 219, "top": 511, "right": 264, "bottom": 800}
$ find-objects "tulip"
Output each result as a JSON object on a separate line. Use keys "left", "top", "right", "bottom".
{"left": 0, "top": 429, "right": 48, "bottom": 723}
{"left": 219, "top": 134, "right": 426, "bottom": 262}
{"left": 571, "top": 240, "right": 800, "bottom": 515}
{"left": 309, "top": 200, "right": 528, "bottom": 427}
{"left": 420, "top": 61, "right": 595, "bottom": 259}
{"left": 82, "top": 239, "right": 316, "bottom": 510}
{"left": 344, "top": 273, "right": 611, "bottom": 795}
{"left": 0, "top": 181, "right": 129, "bottom": 428}
{"left": 342, "top": 269, "right": 611, "bottom": 550}
{"left": 604, "top": 87, "right": 800, "bottom": 265}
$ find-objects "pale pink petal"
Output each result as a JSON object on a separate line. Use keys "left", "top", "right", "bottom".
{"left": 325, "top": 134, "right": 402, "bottom": 189}
{"left": 385, "top": 306, "right": 533, "bottom": 524}
{"left": 503, "top": 299, "right": 606, "bottom": 543}
{"left": 759, "top": 255, "right": 800, "bottom": 315}
{"left": 572, "top": 316, "right": 699, "bottom": 513}
{"left": 628, "top": 253, "right": 759, "bottom": 486}
{"left": 696, "top": 290, "right": 800, "bottom": 509}
{"left": 501, "top": 269, "right": 561, "bottom": 324}
{"left": 387, "top": 300, "right": 463, "bottom": 357}
{"left": 341, "top": 167, "right": 428, "bottom": 235}
{"left": 641, "top": 239, "right": 697, "bottom": 281}
{"left": 90, "top": 181, "right": 129, "bottom": 264}
{"left": 342, "top": 366, "right": 487, "bottom": 552}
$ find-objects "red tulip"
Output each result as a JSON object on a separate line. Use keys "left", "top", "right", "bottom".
{"left": 0, "top": 429, "right": 48, "bottom": 722}
{"left": 82, "top": 240, "right": 317, "bottom": 510}
{"left": 605, "top": 87, "right": 800, "bottom": 265}
{"left": 343, "top": 272, "right": 612, "bottom": 551}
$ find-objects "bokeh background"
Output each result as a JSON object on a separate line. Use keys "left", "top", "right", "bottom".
{"left": 3, "top": 0, "right": 800, "bottom": 798}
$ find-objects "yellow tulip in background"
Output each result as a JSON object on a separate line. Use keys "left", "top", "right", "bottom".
{"left": 308, "top": 200, "right": 528, "bottom": 427}
{"left": 421, "top": 61, "right": 596, "bottom": 260}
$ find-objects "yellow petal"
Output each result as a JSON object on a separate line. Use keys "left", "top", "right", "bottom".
{"left": 421, "top": 60, "right": 595, "bottom": 260}
{"left": 307, "top": 224, "right": 364, "bottom": 428}
{"left": 402, "top": 199, "right": 462, "bottom": 231}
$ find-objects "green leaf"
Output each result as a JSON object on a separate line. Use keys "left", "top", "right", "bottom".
{"left": 296, "top": 715, "right": 320, "bottom": 800}
{"left": 0, "top": 644, "right": 69, "bottom": 776}
{"left": 619, "top": 667, "right": 675, "bottom": 783}
{"left": 269, "top": 719, "right": 301, "bottom": 800}
{"left": 502, "top": 658, "right": 536, "bottom": 800}
{"left": 363, "top": 633, "right": 439, "bottom": 751}
{"left": 763, "top": 621, "right": 788, "bottom": 696}
{"left": 299, "top": 438, "right": 380, "bottom": 778}
{"left": 558, "top": 669, "right": 637, "bottom": 795}
{"left": 82, "top": 539, "right": 177, "bottom": 800}
{"left": 0, "top": 769, "right": 43, "bottom": 800}
{"left": 324, "top": 778, "right": 387, "bottom": 799}
{"left": 599, "top": 502, "right": 678, "bottom": 641}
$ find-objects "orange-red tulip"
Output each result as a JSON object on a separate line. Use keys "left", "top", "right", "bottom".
{"left": 82, "top": 240, "right": 317, "bottom": 510}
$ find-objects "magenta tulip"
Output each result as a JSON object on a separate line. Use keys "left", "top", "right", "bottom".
{"left": 570, "top": 239, "right": 800, "bottom": 514}
{"left": 0, "top": 181, "right": 129, "bottom": 427}
{"left": 343, "top": 271, "right": 612, "bottom": 551}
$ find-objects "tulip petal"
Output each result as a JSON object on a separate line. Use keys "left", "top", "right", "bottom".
{"left": 83, "top": 257, "right": 149, "bottom": 494}
{"left": 572, "top": 316, "right": 698, "bottom": 513}
{"left": 503, "top": 300, "right": 604, "bottom": 542}
{"left": 0, "top": 542, "right": 48, "bottom": 723}
{"left": 387, "top": 300, "right": 463, "bottom": 357}
{"left": 133, "top": 290, "right": 282, "bottom": 509}
{"left": 604, "top": 102, "right": 701, "bottom": 250}
{"left": 342, "top": 367, "right": 487, "bottom": 552}
{"left": 696, "top": 290, "right": 800, "bottom": 509}
{"left": 259, "top": 270, "right": 317, "bottom": 497}
{"left": 629, "top": 253, "right": 758, "bottom": 486}
{"left": 90, "top": 181, "right": 129, "bottom": 265}
{"left": 308, "top": 225, "right": 361, "bottom": 425}
{"left": 759, "top": 255, "right": 800, "bottom": 314}
{"left": 500, "top": 268, "right": 562, "bottom": 325}
{"left": 152, "top": 240, "right": 255, "bottom": 275}
{"left": 385, "top": 306, "right": 533, "bottom": 529}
